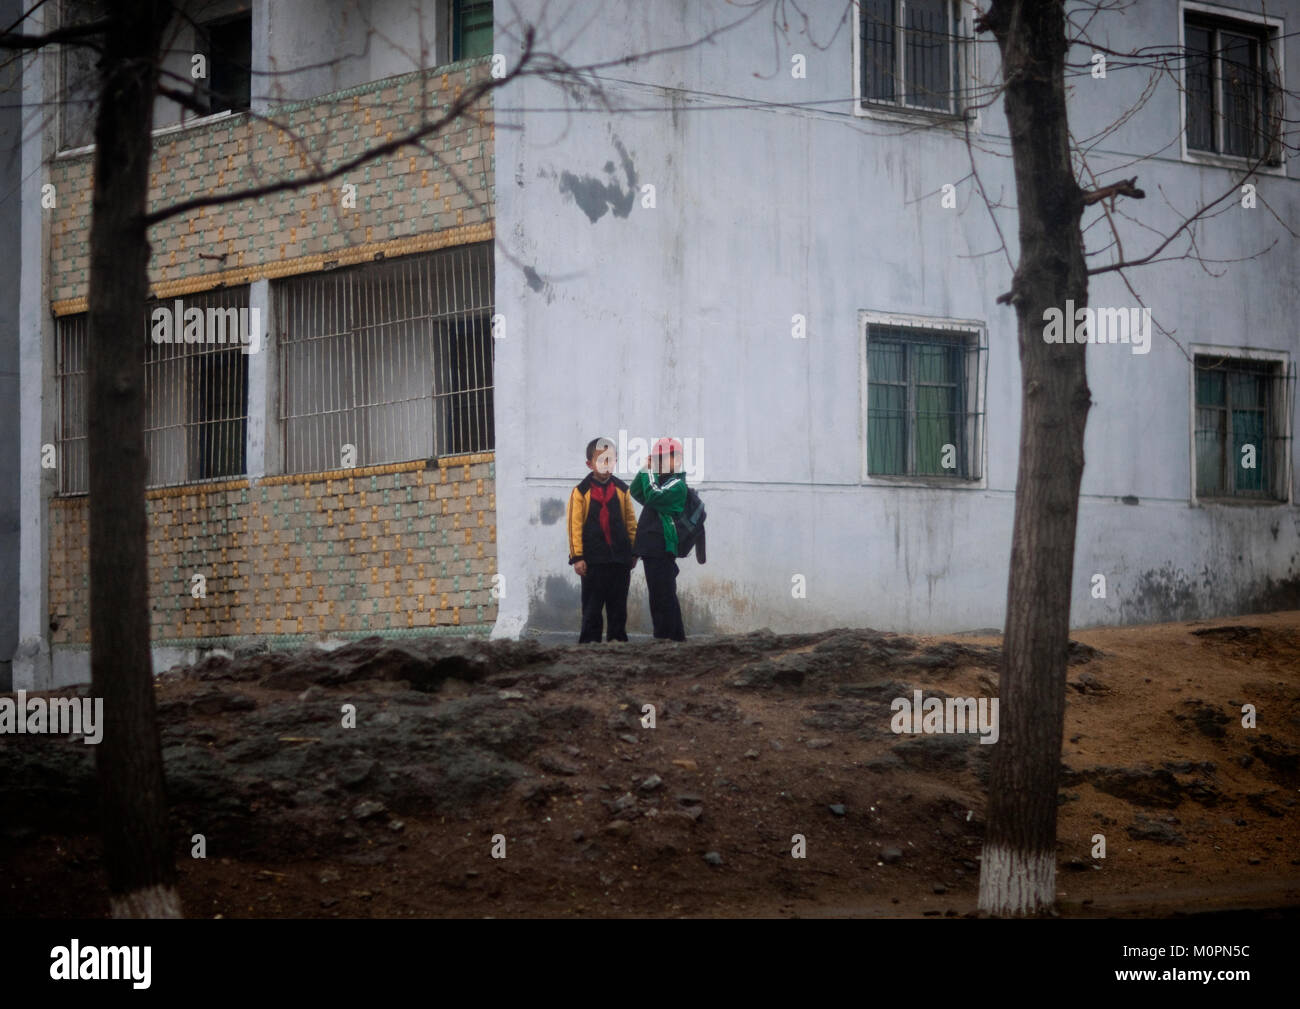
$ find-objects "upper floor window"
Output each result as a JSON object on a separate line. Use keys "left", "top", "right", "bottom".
{"left": 196, "top": 12, "right": 252, "bottom": 116}
{"left": 452, "top": 0, "right": 493, "bottom": 61}
{"left": 1183, "top": 9, "right": 1281, "bottom": 164}
{"left": 58, "top": 0, "right": 104, "bottom": 150}
{"left": 58, "top": 2, "right": 251, "bottom": 148}
{"left": 857, "top": 0, "right": 966, "bottom": 116}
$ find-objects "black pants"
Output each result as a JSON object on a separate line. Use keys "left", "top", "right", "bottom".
{"left": 642, "top": 555, "right": 686, "bottom": 641}
{"left": 579, "top": 563, "right": 631, "bottom": 643}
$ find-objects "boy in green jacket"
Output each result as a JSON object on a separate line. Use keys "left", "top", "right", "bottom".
{"left": 631, "top": 438, "right": 687, "bottom": 641}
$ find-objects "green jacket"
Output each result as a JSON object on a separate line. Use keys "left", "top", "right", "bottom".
{"left": 630, "top": 469, "right": 687, "bottom": 557}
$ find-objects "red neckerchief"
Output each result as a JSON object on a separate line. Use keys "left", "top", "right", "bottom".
{"left": 588, "top": 480, "right": 616, "bottom": 546}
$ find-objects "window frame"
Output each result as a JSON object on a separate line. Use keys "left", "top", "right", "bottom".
{"left": 274, "top": 244, "right": 496, "bottom": 477}
{"left": 194, "top": 11, "right": 253, "bottom": 118}
{"left": 54, "top": 2, "right": 250, "bottom": 156}
{"left": 1179, "top": 2, "right": 1285, "bottom": 174}
{"left": 852, "top": 0, "right": 976, "bottom": 126}
{"left": 859, "top": 309, "right": 988, "bottom": 488}
{"left": 56, "top": 0, "right": 103, "bottom": 152}
{"left": 54, "top": 287, "right": 253, "bottom": 496}
{"left": 451, "top": 0, "right": 494, "bottom": 63}
{"left": 1188, "top": 343, "right": 1293, "bottom": 506}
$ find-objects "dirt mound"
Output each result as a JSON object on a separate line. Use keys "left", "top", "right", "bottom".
{"left": 2, "top": 614, "right": 1297, "bottom": 917}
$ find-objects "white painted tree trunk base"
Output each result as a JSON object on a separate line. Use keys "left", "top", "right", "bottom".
{"left": 978, "top": 846, "right": 1055, "bottom": 916}
{"left": 110, "top": 884, "right": 183, "bottom": 919}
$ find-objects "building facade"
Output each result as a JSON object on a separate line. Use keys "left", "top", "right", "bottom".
{"left": 16, "top": 1, "right": 500, "bottom": 688}
{"left": 9, "top": 0, "right": 1299, "bottom": 689}
{"left": 0, "top": 0, "right": 23, "bottom": 691}
{"left": 489, "top": 0, "right": 1299, "bottom": 638}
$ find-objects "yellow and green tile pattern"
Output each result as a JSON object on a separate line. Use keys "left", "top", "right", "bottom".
{"left": 50, "top": 456, "right": 498, "bottom": 647}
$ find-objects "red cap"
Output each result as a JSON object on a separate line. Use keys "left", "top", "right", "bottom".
{"left": 651, "top": 437, "right": 683, "bottom": 456}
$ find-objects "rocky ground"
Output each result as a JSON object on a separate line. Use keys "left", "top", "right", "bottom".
{"left": 2, "top": 613, "right": 1298, "bottom": 918}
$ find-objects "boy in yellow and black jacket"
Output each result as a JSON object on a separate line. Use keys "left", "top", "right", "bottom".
{"left": 568, "top": 437, "right": 638, "bottom": 643}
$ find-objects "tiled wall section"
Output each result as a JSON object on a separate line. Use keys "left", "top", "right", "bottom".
{"left": 49, "top": 456, "right": 497, "bottom": 646}
{"left": 48, "top": 58, "right": 494, "bottom": 305}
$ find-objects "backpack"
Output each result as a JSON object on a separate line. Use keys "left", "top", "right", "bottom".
{"left": 673, "top": 487, "right": 707, "bottom": 562}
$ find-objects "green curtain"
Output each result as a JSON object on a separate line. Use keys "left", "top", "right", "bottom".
{"left": 868, "top": 342, "right": 906, "bottom": 474}
{"left": 455, "top": 1, "right": 494, "bottom": 60}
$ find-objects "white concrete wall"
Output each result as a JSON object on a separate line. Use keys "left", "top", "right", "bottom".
{"left": 0, "top": 0, "right": 23, "bottom": 689}
{"left": 15, "top": 1, "right": 54, "bottom": 689}
{"left": 491, "top": 0, "right": 1300, "bottom": 637}
{"left": 260, "top": 0, "right": 451, "bottom": 107}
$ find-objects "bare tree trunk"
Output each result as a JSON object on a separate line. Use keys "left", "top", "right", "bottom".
{"left": 976, "top": 0, "right": 1091, "bottom": 916}
{"left": 87, "top": 0, "right": 181, "bottom": 918}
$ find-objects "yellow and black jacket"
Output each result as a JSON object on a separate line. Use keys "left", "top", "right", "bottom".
{"left": 568, "top": 474, "right": 638, "bottom": 566}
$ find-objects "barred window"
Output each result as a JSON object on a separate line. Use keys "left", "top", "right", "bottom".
{"left": 858, "top": 0, "right": 966, "bottom": 115}
{"left": 54, "top": 313, "right": 90, "bottom": 495}
{"left": 1194, "top": 355, "right": 1293, "bottom": 502}
{"left": 276, "top": 243, "right": 494, "bottom": 475}
{"left": 1184, "top": 12, "right": 1281, "bottom": 163}
{"left": 864, "top": 319, "right": 984, "bottom": 480}
{"left": 55, "top": 286, "right": 251, "bottom": 495}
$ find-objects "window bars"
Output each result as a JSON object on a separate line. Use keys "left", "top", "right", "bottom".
{"left": 1184, "top": 15, "right": 1281, "bottom": 164}
{"left": 1194, "top": 355, "right": 1295, "bottom": 501}
{"left": 55, "top": 286, "right": 251, "bottom": 495}
{"left": 860, "top": 0, "right": 966, "bottom": 115}
{"left": 54, "top": 312, "right": 89, "bottom": 496}
{"left": 866, "top": 322, "right": 986, "bottom": 480}
{"left": 276, "top": 242, "right": 495, "bottom": 474}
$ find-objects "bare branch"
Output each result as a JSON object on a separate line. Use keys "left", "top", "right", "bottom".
{"left": 1087, "top": 167, "right": 1264, "bottom": 277}
{"left": 142, "top": 27, "right": 540, "bottom": 228}
{"left": 1080, "top": 176, "right": 1145, "bottom": 206}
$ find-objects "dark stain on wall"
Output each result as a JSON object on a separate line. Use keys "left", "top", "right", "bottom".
{"left": 528, "top": 570, "right": 721, "bottom": 636}
{"left": 619, "top": 582, "right": 719, "bottom": 636}
{"left": 531, "top": 574, "right": 580, "bottom": 632}
{"left": 520, "top": 264, "right": 554, "bottom": 303}
{"left": 538, "top": 498, "right": 565, "bottom": 525}
{"left": 531, "top": 573, "right": 645, "bottom": 634}
{"left": 1241, "top": 574, "right": 1300, "bottom": 614}
{"left": 559, "top": 137, "right": 637, "bottom": 223}
{"left": 1119, "top": 562, "right": 1300, "bottom": 626}
{"left": 1120, "top": 565, "right": 1201, "bottom": 625}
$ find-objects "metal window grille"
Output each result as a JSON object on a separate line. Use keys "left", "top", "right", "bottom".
{"left": 276, "top": 242, "right": 495, "bottom": 474}
{"left": 148, "top": 287, "right": 251, "bottom": 487}
{"left": 1184, "top": 16, "right": 1279, "bottom": 162}
{"left": 54, "top": 313, "right": 90, "bottom": 495}
{"left": 1194, "top": 355, "right": 1294, "bottom": 501}
{"left": 860, "top": 0, "right": 964, "bottom": 114}
{"left": 866, "top": 323, "right": 985, "bottom": 480}
{"left": 55, "top": 287, "right": 251, "bottom": 495}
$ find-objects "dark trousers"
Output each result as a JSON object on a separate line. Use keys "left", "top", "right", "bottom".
{"left": 579, "top": 563, "right": 631, "bottom": 643}
{"left": 642, "top": 555, "right": 686, "bottom": 641}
